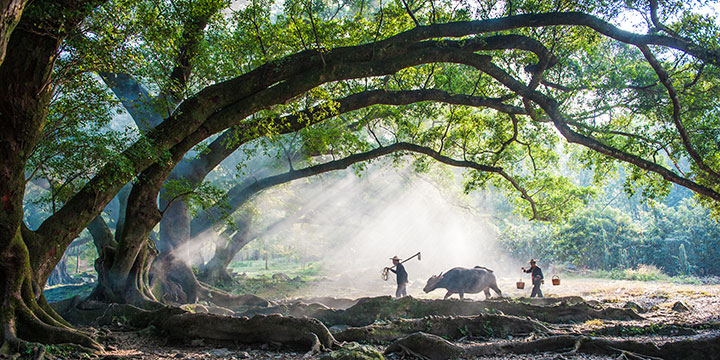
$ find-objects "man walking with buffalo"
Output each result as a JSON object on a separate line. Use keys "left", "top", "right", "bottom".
{"left": 522, "top": 259, "right": 544, "bottom": 298}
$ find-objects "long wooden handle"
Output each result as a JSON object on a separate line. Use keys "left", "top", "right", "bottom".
{"left": 387, "top": 252, "right": 421, "bottom": 270}
{"left": 401, "top": 252, "right": 421, "bottom": 264}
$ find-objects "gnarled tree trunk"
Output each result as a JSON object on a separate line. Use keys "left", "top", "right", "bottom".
{"left": 47, "top": 254, "right": 81, "bottom": 286}
{"left": 198, "top": 221, "right": 252, "bottom": 284}
{"left": 0, "top": 0, "right": 105, "bottom": 351}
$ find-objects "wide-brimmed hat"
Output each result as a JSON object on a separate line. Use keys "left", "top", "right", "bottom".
{"left": 529, "top": 258, "right": 537, "bottom": 264}
{"left": 390, "top": 256, "right": 401, "bottom": 261}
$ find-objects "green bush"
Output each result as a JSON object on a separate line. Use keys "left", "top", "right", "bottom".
{"left": 299, "top": 262, "right": 321, "bottom": 276}
{"left": 620, "top": 265, "right": 668, "bottom": 281}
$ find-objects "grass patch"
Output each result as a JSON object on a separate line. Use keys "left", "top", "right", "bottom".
{"left": 228, "top": 257, "right": 324, "bottom": 279}
{"left": 620, "top": 265, "right": 668, "bottom": 281}
{"left": 223, "top": 274, "right": 308, "bottom": 300}
{"left": 220, "top": 256, "right": 326, "bottom": 299}
{"left": 44, "top": 282, "right": 95, "bottom": 303}
{"left": 580, "top": 265, "right": 710, "bottom": 284}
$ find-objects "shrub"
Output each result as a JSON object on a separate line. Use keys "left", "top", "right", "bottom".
{"left": 621, "top": 265, "right": 668, "bottom": 281}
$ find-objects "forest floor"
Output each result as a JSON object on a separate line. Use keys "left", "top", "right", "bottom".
{"left": 34, "top": 277, "right": 720, "bottom": 360}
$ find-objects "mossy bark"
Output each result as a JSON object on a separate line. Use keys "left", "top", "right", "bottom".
{"left": 1, "top": 227, "right": 101, "bottom": 352}
{"left": 0, "top": 0, "right": 105, "bottom": 350}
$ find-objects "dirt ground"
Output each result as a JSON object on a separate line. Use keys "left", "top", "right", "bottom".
{"left": 66, "top": 277, "right": 719, "bottom": 360}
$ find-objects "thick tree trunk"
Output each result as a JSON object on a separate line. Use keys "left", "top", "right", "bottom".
{"left": 148, "top": 252, "right": 200, "bottom": 304}
{"left": 92, "top": 2, "right": 222, "bottom": 306}
{"left": 47, "top": 254, "right": 80, "bottom": 286}
{"left": 0, "top": 0, "right": 27, "bottom": 68}
{"left": 86, "top": 190, "right": 160, "bottom": 307}
{"left": 152, "top": 197, "right": 202, "bottom": 303}
{"left": 89, "top": 240, "right": 159, "bottom": 307}
{"left": 0, "top": 0, "right": 105, "bottom": 350}
{"left": 198, "top": 222, "right": 252, "bottom": 284}
{"left": 0, "top": 226, "right": 101, "bottom": 352}
{"left": 88, "top": 219, "right": 161, "bottom": 306}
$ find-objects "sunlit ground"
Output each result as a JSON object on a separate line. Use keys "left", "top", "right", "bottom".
{"left": 290, "top": 273, "right": 720, "bottom": 324}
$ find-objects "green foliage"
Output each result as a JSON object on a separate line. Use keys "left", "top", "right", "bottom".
{"left": 25, "top": 72, "right": 134, "bottom": 218}
{"left": 43, "top": 283, "right": 95, "bottom": 303}
{"left": 162, "top": 178, "right": 228, "bottom": 216}
{"left": 500, "top": 190, "right": 720, "bottom": 276}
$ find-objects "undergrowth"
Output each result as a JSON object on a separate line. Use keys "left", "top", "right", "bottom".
{"left": 571, "top": 265, "right": 710, "bottom": 284}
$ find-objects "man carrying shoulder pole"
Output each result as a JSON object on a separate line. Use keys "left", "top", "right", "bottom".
{"left": 522, "top": 258, "right": 544, "bottom": 298}
{"left": 386, "top": 255, "right": 408, "bottom": 298}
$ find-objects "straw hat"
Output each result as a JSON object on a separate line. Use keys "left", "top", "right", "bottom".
{"left": 390, "top": 255, "right": 401, "bottom": 261}
{"left": 529, "top": 258, "right": 537, "bottom": 264}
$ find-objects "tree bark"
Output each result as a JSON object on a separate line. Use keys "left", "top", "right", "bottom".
{"left": 47, "top": 254, "right": 81, "bottom": 286}
{"left": 89, "top": 2, "right": 225, "bottom": 307}
{"left": 0, "top": 0, "right": 105, "bottom": 350}
{"left": 198, "top": 221, "right": 252, "bottom": 284}
{"left": 0, "top": 0, "right": 27, "bottom": 68}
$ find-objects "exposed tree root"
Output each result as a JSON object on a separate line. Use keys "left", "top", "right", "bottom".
{"left": 52, "top": 299, "right": 335, "bottom": 352}
{"left": 15, "top": 307, "right": 100, "bottom": 352}
{"left": 237, "top": 296, "right": 642, "bottom": 327}
{"left": 159, "top": 313, "right": 337, "bottom": 352}
{"left": 50, "top": 297, "right": 183, "bottom": 328}
{"left": 334, "top": 313, "right": 550, "bottom": 343}
{"left": 196, "top": 282, "right": 271, "bottom": 309}
{"left": 1, "top": 338, "right": 48, "bottom": 359}
{"left": 385, "top": 332, "right": 720, "bottom": 360}
{"left": 295, "top": 297, "right": 359, "bottom": 310}
{"left": 319, "top": 342, "right": 385, "bottom": 360}
{"left": 514, "top": 296, "right": 586, "bottom": 306}
{"left": 384, "top": 332, "right": 464, "bottom": 360}
{"left": 581, "top": 323, "right": 698, "bottom": 337}
{"left": 180, "top": 303, "right": 235, "bottom": 316}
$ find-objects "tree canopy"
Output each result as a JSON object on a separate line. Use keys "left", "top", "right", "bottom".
{"left": 1, "top": 0, "right": 719, "bottom": 351}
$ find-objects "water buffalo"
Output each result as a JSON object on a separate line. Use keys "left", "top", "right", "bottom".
{"left": 423, "top": 266, "right": 502, "bottom": 300}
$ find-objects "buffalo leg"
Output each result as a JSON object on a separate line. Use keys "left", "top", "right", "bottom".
{"left": 490, "top": 284, "right": 502, "bottom": 297}
{"left": 483, "top": 288, "right": 491, "bottom": 299}
{"left": 459, "top": 291, "right": 464, "bottom": 299}
{"left": 443, "top": 291, "right": 453, "bottom": 300}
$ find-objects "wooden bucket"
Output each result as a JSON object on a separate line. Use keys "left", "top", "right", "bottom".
{"left": 552, "top": 275, "right": 560, "bottom": 286}
{"left": 516, "top": 280, "right": 525, "bottom": 289}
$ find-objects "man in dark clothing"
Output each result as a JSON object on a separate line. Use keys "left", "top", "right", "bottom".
{"left": 522, "top": 259, "right": 544, "bottom": 298}
{"left": 386, "top": 255, "right": 408, "bottom": 298}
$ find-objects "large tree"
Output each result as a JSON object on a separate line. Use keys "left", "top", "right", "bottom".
{"left": 3, "top": 0, "right": 720, "bottom": 351}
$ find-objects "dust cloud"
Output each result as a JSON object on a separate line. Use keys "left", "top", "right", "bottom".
{"left": 242, "top": 158, "right": 522, "bottom": 299}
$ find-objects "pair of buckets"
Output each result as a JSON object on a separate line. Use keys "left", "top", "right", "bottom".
{"left": 516, "top": 275, "right": 560, "bottom": 289}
